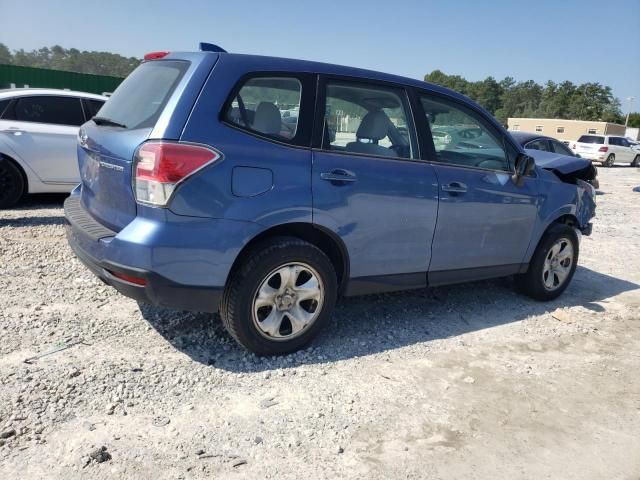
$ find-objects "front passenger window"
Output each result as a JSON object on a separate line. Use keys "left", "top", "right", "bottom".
{"left": 420, "top": 95, "right": 509, "bottom": 171}
{"left": 526, "top": 139, "right": 552, "bottom": 152}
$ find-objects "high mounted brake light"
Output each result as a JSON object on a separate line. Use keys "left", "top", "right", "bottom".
{"left": 144, "top": 51, "right": 169, "bottom": 60}
{"left": 133, "top": 141, "right": 221, "bottom": 207}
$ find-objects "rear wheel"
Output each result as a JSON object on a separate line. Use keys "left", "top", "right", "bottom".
{"left": 220, "top": 237, "right": 337, "bottom": 355}
{"left": 0, "top": 157, "right": 25, "bottom": 209}
{"left": 632, "top": 155, "right": 640, "bottom": 167}
{"left": 515, "top": 224, "right": 578, "bottom": 301}
{"left": 603, "top": 154, "right": 615, "bottom": 167}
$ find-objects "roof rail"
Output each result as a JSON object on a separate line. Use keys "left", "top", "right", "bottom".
{"left": 199, "top": 42, "right": 227, "bottom": 53}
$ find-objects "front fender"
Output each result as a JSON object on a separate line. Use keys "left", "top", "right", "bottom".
{"left": 522, "top": 170, "right": 595, "bottom": 262}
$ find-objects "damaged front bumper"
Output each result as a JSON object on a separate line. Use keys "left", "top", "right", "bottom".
{"left": 576, "top": 179, "right": 596, "bottom": 236}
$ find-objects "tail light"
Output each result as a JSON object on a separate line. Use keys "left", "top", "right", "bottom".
{"left": 598, "top": 146, "right": 608, "bottom": 152}
{"left": 133, "top": 141, "right": 221, "bottom": 206}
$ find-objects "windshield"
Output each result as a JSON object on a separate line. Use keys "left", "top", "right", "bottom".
{"left": 95, "top": 60, "right": 189, "bottom": 130}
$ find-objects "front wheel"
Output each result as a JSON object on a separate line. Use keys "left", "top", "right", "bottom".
{"left": 220, "top": 237, "right": 337, "bottom": 355}
{"left": 515, "top": 224, "right": 579, "bottom": 301}
{"left": 632, "top": 155, "right": 640, "bottom": 167}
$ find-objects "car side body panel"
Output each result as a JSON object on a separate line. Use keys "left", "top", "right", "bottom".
{"left": 63, "top": 51, "right": 596, "bottom": 315}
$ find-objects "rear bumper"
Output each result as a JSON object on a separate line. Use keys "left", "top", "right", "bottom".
{"left": 66, "top": 230, "right": 223, "bottom": 312}
{"left": 64, "top": 192, "right": 259, "bottom": 313}
{"left": 578, "top": 151, "right": 605, "bottom": 162}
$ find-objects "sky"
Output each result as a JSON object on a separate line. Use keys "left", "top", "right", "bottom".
{"left": 1, "top": 0, "right": 639, "bottom": 112}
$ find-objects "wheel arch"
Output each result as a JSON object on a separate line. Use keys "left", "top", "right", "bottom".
{"left": 228, "top": 222, "right": 350, "bottom": 294}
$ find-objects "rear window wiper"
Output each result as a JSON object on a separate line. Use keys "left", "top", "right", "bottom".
{"left": 92, "top": 116, "right": 127, "bottom": 128}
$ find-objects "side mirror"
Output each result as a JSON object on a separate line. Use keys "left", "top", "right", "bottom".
{"left": 513, "top": 154, "right": 535, "bottom": 186}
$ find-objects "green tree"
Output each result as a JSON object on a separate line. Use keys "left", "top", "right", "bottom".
{"left": 626, "top": 113, "right": 640, "bottom": 128}
{"left": 467, "top": 76, "right": 503, "bottom": 114}
{"left": 0, "top": 43, "right": 11, "bottom": 64}
{"left": 424, "top": 69, "right": 623, "bottom": 124}
{"left": 3, "top": 44, "right": 140, "bottom": 77}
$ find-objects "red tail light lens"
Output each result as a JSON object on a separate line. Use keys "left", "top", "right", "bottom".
{"left": 134, "top": 142, "right": 221, "bottom": 206}
{"left": 144, "top": 51, "right": 170, "bottom": 60}
{"left": 598, "top": 146, "right": 608, "bottom": 152}
{"left": 108, "top": 270, "right": 147, "bottom": 286}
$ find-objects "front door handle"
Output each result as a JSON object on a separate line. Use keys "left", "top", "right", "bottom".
{"left": 442, "top": 182, "right": 468, "bottom": 194}
{"left": 320, "top": 169, "right": 357, "bottom": 185}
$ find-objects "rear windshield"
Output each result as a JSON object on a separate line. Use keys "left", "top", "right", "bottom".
{"left": 94, "top": 60, "right": 189, "bottom": 130}
{"left": 577, "top": 135, "right": 605, "bottom": 144}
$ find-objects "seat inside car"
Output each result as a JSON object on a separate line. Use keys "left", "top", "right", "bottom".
{"left": 252, "top": 101, "right": 282, "bottom": 136}
{"left": 345, "top": 110, "right": 393, "bottom": 157}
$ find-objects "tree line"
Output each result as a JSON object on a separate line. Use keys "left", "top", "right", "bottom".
{"left": 424, "top": 70, "right": 639, "bottom": 127}
{"left": 0, "top": 43, "right": 140, "bottom": 78}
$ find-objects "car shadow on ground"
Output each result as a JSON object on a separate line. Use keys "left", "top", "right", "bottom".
{"left": 139, "top": 265, "right": 639, "bottom": 372}
{"left": 0, "top": 194, "right": 68, "bottom": 227}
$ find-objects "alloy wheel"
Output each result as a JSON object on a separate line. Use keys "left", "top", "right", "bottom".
{"left": 542, "top": 238, "right": 574, "bottom": 291}
{"left": 252, "top": 262, "right": 324, "bottom": 341}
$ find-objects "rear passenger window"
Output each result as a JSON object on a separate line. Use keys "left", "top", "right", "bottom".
{"left": 6, "top": 96, "right": 84, "bottom": 126}
{"left": 322, "top": 82, "right": 415, "bottom": 159}
{"left": 551, "top": 140, "right": 574, "bottom": 156}
{"left": 420, "top": 95, "right": 509, "bottom": 171}
{"left": 224, "top": 77, "right": 301, "bottom": 141}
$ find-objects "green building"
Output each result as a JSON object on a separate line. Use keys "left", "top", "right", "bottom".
{"left": 0, "top": 64, "right": 123, "bottom": 95}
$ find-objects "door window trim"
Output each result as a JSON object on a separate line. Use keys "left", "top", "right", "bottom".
{"left": 220, "top": 71, "right": 316, "bottom": 149}
{"left": 2, "top": 95, "right": 85, "bottom": 127}
{"left": 413, "top": 88, "right": 518, "bottom": 174}
{"left": 311, "top": 74, "right": 421, "bottom": 162}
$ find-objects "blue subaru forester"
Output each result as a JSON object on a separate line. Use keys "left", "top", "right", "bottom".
{"left": 65, "top": 44, "right": 596, "bottom": 355}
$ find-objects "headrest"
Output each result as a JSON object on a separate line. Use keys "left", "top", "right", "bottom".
{"left": 253, "top": 102, "right": 281, "bottom": 135}
{"left": 356, "top": 110, "right": 390, "bottom": 141}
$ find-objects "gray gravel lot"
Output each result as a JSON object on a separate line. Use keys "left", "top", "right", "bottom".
{"left": 1, "top": 167, "right": 639, "bottom": 479}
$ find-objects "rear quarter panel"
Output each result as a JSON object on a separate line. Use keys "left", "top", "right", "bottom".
{"left": 170, "top": 55, "right": 312, "bottom": 227}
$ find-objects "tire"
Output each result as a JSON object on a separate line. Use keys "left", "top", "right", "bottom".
{"left": 515, "top": 224, "right": 579, "bottom": 301}
{"left": 220, "top": 237, "right": 337, "bottom": 355}
{"left": 603, "top": 154, "right": 615, "bottom": 167}
{"left": 632, "top": 155, "right": 640, "bottom": 167}
{"left": 0, "top": 156, "right": 25, "bottom": 209}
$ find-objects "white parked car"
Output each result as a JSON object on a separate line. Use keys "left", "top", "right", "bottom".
{"left": 0, "top": 88, "right": 107, "bottom": 208}
{"left": 571, "top": 134, "right": 640, "bottom": 167}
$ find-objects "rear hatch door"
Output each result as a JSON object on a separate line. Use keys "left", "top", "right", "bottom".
{"left": 575, "top": 135, "right": 604, "bottom": 155}
{"left": 78, "top": 55, "right": 217, "bottom": 231}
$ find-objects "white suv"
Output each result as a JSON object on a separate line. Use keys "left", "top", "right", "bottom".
{"left": 571, "top": 134, "right": 640, "bottom": 167}
{"left": 0, "top": 88, "right": 108, "bottom": 208}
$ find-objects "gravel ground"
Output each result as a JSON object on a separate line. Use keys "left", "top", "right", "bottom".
{"left": 1, "top": 167, "right": 639, "bottom": 480}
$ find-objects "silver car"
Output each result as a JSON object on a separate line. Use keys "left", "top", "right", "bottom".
{"left": 0, "top": 88, "right": 107, "bottom": 208}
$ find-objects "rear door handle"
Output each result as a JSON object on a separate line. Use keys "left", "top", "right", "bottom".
{"left": 320, "top": 169, "right": 357, "bottom": 184}
{"left": 442, "top": 182, "right": 468, "bottom": 194}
